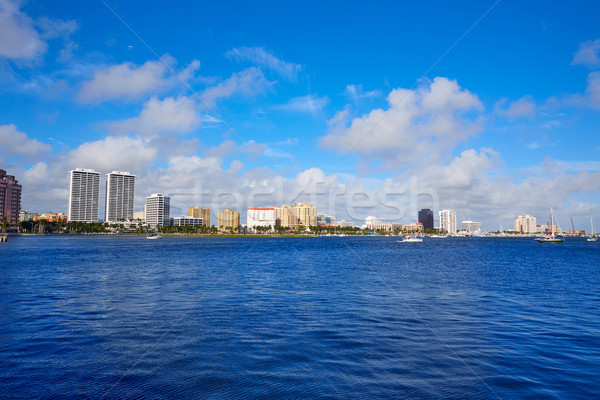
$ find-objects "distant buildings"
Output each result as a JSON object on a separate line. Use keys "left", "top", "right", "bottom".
{"left": 317, "top": 214, "right": 336, "bottom": 226}
{"left": 439, "top": 209, "right": 457, "bottom": 234}
{"left": 461, "top": 220, "right": 482, "bottom": 233}
{"left": 105, "top": 171, "right": 135, "bottom": 222}
{"left": 514, "top": 215, "right": 537, "bottom": 233}
{"left": 133, "top": 210, "right": 146, "bottom": 221}
{"left": 0, "top": 169, "right": 22, "bottom": 227}
{"left": 365, "top": 216, "right": 383, "bottom": 229}
{"left": 68, "top": 168, "right": 100, "bottom": 222}
{"left": 145, "top": 193, "right": 170, "bottom": 228}
{"left": 218, "top": 209, "right": 239, "bottom": 232}
{"left": 274, "top": 203, "right": 317, "bottom": 227}
{"left": 418, "top": 208, "right": 434, "bottom": 230}
{"left": 172, "top": 216, "right": 203, "bottom": 227}
{"left": 189, "top": 206, "right": 211, "bottom": 227}
{"left": 247, "top": 207, "right": 276, "bottom": 230}
{"left": 338, "top": 220, "right": 354, "bottom": 228}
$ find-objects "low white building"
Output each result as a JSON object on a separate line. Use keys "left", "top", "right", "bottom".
{"left": 461, "top": 220, "right": 482, "bottom": 233}
{"left": 247, "top": 207, "right": 276, "bottom": 231}
{"left": 172, "top": 216, "right": 203, "bottom": 227}
{"left": 365, "top": 216, "right": 383, "bottom": 229}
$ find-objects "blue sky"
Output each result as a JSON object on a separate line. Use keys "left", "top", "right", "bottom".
{"left": 1, "top": 0, "right": 600, "bottom": 229}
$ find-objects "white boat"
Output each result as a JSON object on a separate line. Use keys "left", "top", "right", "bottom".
{"left": 588, "top": 218, "right": 598, "bottom": 242}
{"left": 430, "top": 234, "right": 448, "bottom": 238}
{"left": 398, "top": 235, "right": 423, "bottom": 243}
{"left": 146, "top": 234, "right": 160, "bottom": 240}
{"left": 537, "top": 208, "right": 564, "bottom": 243}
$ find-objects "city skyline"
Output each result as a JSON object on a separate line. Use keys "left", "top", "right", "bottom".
{"left": 1, "top": 1, "right": 600, "bottom": 231}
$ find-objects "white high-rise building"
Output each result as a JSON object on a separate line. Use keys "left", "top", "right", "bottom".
{"left": 145, "top": 193, "right": 170, "bottom": 228}
{"left": 247, "top": 207, "right": 276, "bottom": 230}
{"left": 68, "top": 168, "right": 100, "bottom": 222}
{"left": 439, "top": 209, "right": 457, "bottom": 234}
{"left": 105, "top": 171, "right": 135, "bottom": 222}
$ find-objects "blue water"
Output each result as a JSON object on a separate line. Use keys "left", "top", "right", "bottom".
{"left": 1, "top": 236, "right": 599, "bottom": 399}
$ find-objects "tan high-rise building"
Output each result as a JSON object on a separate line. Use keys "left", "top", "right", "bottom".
{"left": 514, "top": 215, "right": 537, "bottom": 233}
{"left": 274, "top": 203, "right": 317, "bottom": 227}
{"left": 218, "top": 209, "right": 239, "bottom": 232}
{"left": 189, "top": 206, "right": 211, "bottom": 227}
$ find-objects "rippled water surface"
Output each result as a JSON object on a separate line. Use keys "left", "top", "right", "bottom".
{"left": 1, "top": 236, "right": 599, "bottom": 399}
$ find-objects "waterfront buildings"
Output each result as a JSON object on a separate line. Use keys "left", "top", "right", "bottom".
{"left": 461, "top": 220, "right": 482, "bottom": 233}
{"left": 145, "top": 193, "right": 170, "bottom": 228}
{"left": 317, "top": 214, "right": 336, "bottom": 226}
{"left": 68, "top": 168, "right": 100, "bottom": 222}
{"left": 105, "top": 171, "right": 135, "bottom": 222}
{"left": 0, "top": 169, "right": 22, "bottom": 227}
{"left": 514, "top": 215, "right": 537, "bottom": 233}
{"left": 338, "top": 220, "right": 354, "bottom": 228}
{"left": 274, "top": 203, "right": 318, "bottom": 227}
{"left": 439, "top": 209, "right": 457, "bottom": 234}
{"left": 133, "top": 210, "right": 145, "bottom": 221}
{"left": 218, "top": 209, "right": 239, "bottom": 232}
{"left": 247, "top": 207, "right": 276, "bottom": 230}
{"left": 405, "top": 222, "right": 424, "bottom": 232}
{"left": 189, "top": 206, "right": 211, "bottom": 227}
{"left": 172, "top": 216, "right": 203, "bottom": 227}
{"left": 418, "top": 208, "right": 434, "bottom": 230}
{"left": 365, "top": 216, "right": 383, "bottom": 229}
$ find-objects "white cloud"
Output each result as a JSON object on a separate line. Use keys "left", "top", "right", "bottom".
{"left": 345, "top": 84, "right": 382, "bottom": 100}
{"left": 0, "top": 123, "right": 51, "bottom": 157}
{"left": 68, "top": 135, "right": 158, "bottom": 172}
{"left": 494, "top": 96, "right": 536, "bottom": 119}
{"left": 200, "top": 67, "right": 272, "bottom": 107}
{"left": 78, "top": 57, "right": 200, "bottom": 103}
{"left": 225, "top": 47, "right": 301, "bottom": 81}
{"left": 321, "top": 77, "right": 483, "bottom": 167}
{"left": 276, "top": 94, "right": 329, "bottom": 116}
{"left": 108, "top": 96, "right": 201, "bottom": 137}
{"left": 571, "top": 39, "right": 600, "bottom": 68}
{"left": 0, "top": 0, "right": 46, "bottom": 60}
{"left": 78, "top": 59, "right": 168, "bottom": 102}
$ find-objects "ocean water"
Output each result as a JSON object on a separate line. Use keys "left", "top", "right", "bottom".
{"left": 0, "top": 235, "right": 599, "bottom": 399}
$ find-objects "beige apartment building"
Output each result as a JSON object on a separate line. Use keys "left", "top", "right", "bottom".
{"left": 274, "top": 202, "right": 317, "bottom": 227}
{"left": 189, "top": 206, "right": 211, "bottom": 227}
{"left": 218, "top": 209, "right": 239, "bottom": 232}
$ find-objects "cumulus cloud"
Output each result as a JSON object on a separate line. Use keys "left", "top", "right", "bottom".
{"left": 68, "top": 135, "right": 158, "bottom": 173}
{"left": 571, "top": 39, "right": 600, "bottom": 68}
{"left": 108, "top": 96, "right": 201, "bottom": 137}
{"left": 276, "top": 94, "right": 329, "bottom": 116}
{"left": 225, "top": 47, "right": 301, "bottom": 81}
{"left": 0, "top": 123, "right": 51, "bottom": 158}
{"left": 345, "top": 84, "right": 381, "bottom": 100}
{"left": 494, "top": 96, "right": 536, "bottom": 119}
{"left": 321, "top": 77, "right": 484, "bottom": 167}
{"left": 200, "top": 67, "right": 272, "bottom": 107}
{"left": 0, "top": 0, "right": 46, "bottom": 60}
{"left": 78, "top": 57, "right": 200, "bottom": 103}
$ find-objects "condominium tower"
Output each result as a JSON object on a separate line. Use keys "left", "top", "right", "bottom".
{"left": 439, "top": 209, "right": 457, "bottom": 234}
{"left": 145, "top": 193, "right": 170, "bottom": 228}
{"left": 68, "top": 168, "right": 100, "bottom": 222}
{"left": 189, "top": 206, "right": 211, "bottom": 227}
{"left": 514, "top": 215, "right": 537, "bottom": 233}
{"left": 218, "top": 209, "right": 239, "bottom": 232}
{"left": 0, "top": 169, "right": 22, "bottom": 226}
{"left": 105, "top": 171, "right": 135, "bottom": 222}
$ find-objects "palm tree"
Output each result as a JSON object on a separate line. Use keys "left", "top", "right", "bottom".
{"left": 1, "top": 217, "right": 8, "bottom": 233}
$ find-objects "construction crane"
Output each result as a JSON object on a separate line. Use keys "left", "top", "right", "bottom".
{"left": 571, "top": 217, "right": 576, "bottom": 235}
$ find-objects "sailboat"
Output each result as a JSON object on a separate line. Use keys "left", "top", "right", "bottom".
{"left": 537, "top": 208, "right": 564, "bottom": 243}
{"left": 588, "top": 218, "right": 598, "bottom": 242}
